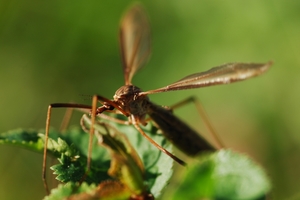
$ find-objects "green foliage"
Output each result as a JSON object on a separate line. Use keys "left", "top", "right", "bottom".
{"left": 0, "top": 121, "right": 271, "bottom": 199}
{"left": 0, "top": 120, "right": 173, "bottom": 199}
{"left": 0, "top": 128, "right": 44, "bottom": 152}
{"left": 171, "top": 150, "right": 271, "bottom": 200}
{"left": 43, "top": 183, "right": 97, "bottom": 200}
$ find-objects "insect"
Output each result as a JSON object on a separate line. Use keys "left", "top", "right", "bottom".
{"left": 43, "top": 4, "right": 272, "bottom": 194}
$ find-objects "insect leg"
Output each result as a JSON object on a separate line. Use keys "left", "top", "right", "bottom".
{"left": 132, "top": 120, "right": 186, "bottom": 166}
{"left": 96, "top": 113, "right": 131, "bottom": 125}
{"left": 43, "top": 103, "right": 92, "bottom": 194}
{"left": 169, "top": 96, "right": 224, "bottom": 149}
{"left": 83, "top": 94, "right": 131, "bottom": 180}
{"left": 59, "top": 107, "right": 74, "bottom": 131}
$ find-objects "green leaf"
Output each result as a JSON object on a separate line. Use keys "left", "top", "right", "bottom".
{"left": 172, "top": 149, "right": 271, "bottom": 200}
{"left": 39, "top": 127, "right": 111, "bottom": 184}
{"left": 45, "top": 181, "right": 137, "bottom": 200}
{"left": 0, "top": 113, "right": 173, "bottom": 197}
{"left": 1, "top": 117, "right": 174, "bottom": 199}
{"left": 0, "top": 128, "right": 45, "bottom": 152}
{"left": 44, "top": 182, "right": 97, "bottom": 200}
{"left": 110, "top": 120, "right": 174, "bottom": 198}
{"left": 81, "top": 114, "right": 174, "bottom": 198}
{"left": 81, "top": 114, "right": 145, "bottom": 195}
{"left": 116, "top": 123, "right": 173, "bottom": 197}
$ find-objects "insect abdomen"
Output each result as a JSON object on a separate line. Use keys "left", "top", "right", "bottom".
{"left": 148, "top": 103, "right": 215, "bottom": 156}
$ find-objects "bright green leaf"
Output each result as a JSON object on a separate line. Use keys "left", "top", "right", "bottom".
{"left": 111, "top": 120, "right": 174, "bottom": 198}
{"left": 44, "top": 182, "right": 97, "bottom": 200}
{"left": 0, "top": 128, "right": 45, "bottom": 152}
{"left": 172, "top": 149, "right": 271, "bottom": 200}
{"left": 1, "top": 119, "right": 174, "bottom": 199}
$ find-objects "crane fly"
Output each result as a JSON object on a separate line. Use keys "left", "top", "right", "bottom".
{"left": 43, "top": 4, "right": 272, "bottom": 194}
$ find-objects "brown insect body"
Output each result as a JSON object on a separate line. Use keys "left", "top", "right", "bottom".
{"left": 146, "top": 102, "right": 215, "bottom": 155}
{"left": 112, "top": 84, "right": 215, "bottom": 156}
{"left": 113, "top": 85, "right": 149, "bottom": 126}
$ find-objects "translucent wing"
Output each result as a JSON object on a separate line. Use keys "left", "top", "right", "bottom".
{"left": 120, "top": 4, "right": 151, "bottom": 85}
{"left": 141, "top": 62, "right": 272, "bottom": 95}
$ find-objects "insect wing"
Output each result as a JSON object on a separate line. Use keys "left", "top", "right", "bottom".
{"left": 120, "top": 5, "right": 151, "bottom": 85}
{"left": 141, "top": 62, "right": 272, "bottom": 94}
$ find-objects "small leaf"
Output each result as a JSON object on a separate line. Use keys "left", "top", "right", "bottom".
{"left": 120, "top": 123, "right": 173, "bottom": 197}
{"left": 39, "top": 127, "right": 111, "bottom": 184}
{"left": 0, "top": 128, "right": 45, "bottom": 152}
{"left": 69, "top": 181, "right": 131, "bottom": 200}
{"left": 82, "top": 114, "right": 146, "bottom": 196}
{"left": 108, "top": 119, "right": 174, "bottom": 198}
{"left": 171, "top": 149, "right": 271, "bottom": 200}
{"left": 44, "top": 182, "right": 97, "bottom": 200}
{"left": 82, "top": 114, "right": 174, "bottom": 198}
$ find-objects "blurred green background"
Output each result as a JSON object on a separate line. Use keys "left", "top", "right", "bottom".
{"left": 1, "top": 0, "right": 299, "bottom": 199}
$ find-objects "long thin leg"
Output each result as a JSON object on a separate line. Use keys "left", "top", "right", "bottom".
{"left": 97, "top": 113, "right": 131, "bottom": 125}
{"left": 47, "top": 107, "right": 74, "bottom": 191}
{"left": 79, "top": 95, "right": 128, "bottom": 183}
{"left": 133, "top": 119, "right": 186, "bottom": 166}
{"left": 87, "top": 95, "right": 187, "bottom": 166}
{"left": 72, "top": 102, "right": 130, "bottom": 126}
{"left": 48, "top": 107, "right": 79, "bottom": 189}
{"left": 169, "top": 96, "right": 224, "bottom": 149}
{"left": 59, "top": 107, "right": 74, "bottom": 131}
{"left": 79, "top": 94, "right": 120, "bottom": 181}
{"left": 43, "top": 103, "right": 92, "bottom": 194}
{"left": 84, "top": 94, "right": 125, "bottom": 175}
{"left": 95, "top": 95, "right": 129, "bottom": 116}
{"left": 87, "top": 96, "right": 98, "bottom": 173}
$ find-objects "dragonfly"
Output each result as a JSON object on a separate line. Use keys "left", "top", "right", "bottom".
{"left": 43, "top": 4, "right": 272, "bottom": 194}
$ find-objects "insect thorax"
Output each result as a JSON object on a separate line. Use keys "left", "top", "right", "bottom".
{"left": 113, "top": 85, "right": 149, "bottom": 120}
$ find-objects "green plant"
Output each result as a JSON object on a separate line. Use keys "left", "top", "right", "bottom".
{"left": 0, "top": 116, "right": 271, "bottom": 199}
